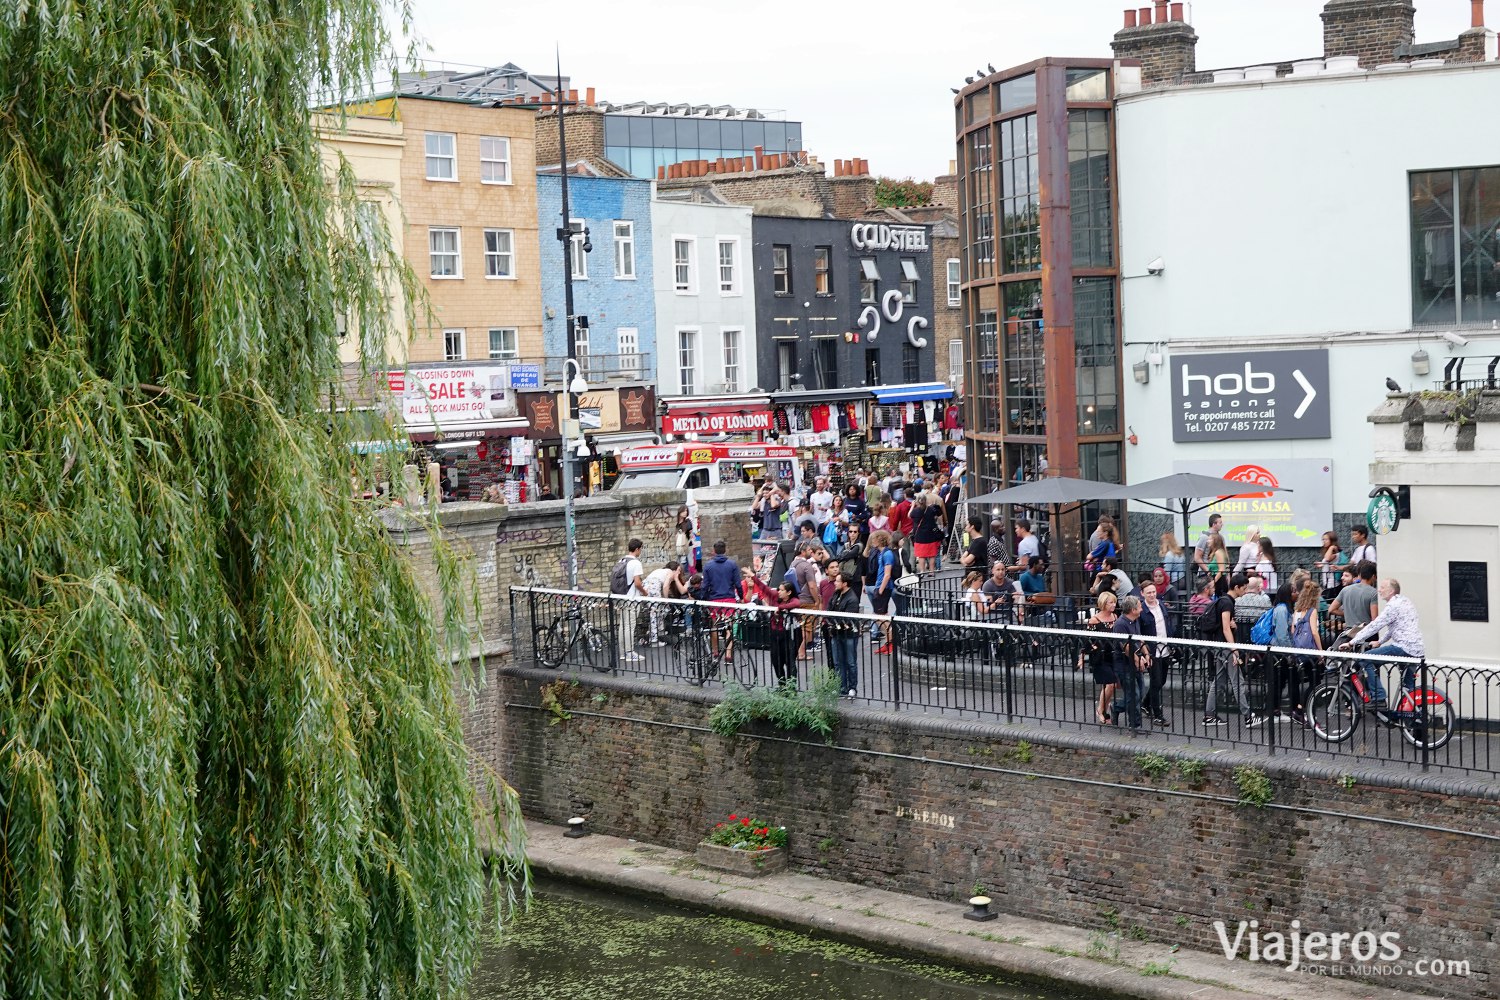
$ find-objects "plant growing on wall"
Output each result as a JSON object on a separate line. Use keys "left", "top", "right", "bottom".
{"left": 709, "top": 670, "right": 841, "bottom": 742}
{"left": 875, "top": 176, "right": 935, "bottom": 208}
{"left": 0, "top": 1, "right": 527, "bottom": 997}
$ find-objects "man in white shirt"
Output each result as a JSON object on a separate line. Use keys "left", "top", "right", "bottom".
{"left": 618, "top": 539, "right": 646, "bottom": 662}
{"left": 810, "top": 476, "right": 835, "bottom": 527}
{"left": 1010, "top": 519, "right": 1040, "bottom": 573}
{"left": 1349, "top": 526, "right": 1377, "bottom": 568}
{"left": 1234, "top": 525, "right": 1261, "bottom": 572}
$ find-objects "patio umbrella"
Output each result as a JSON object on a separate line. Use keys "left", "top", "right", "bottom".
{"left": 966, "top": 476, "right": 1127, "bottom": 591}
{"left": 1099, "top": 473, "right": 1294, "bottom": 558}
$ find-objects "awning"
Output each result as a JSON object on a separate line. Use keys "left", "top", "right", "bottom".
{"left": 593, "top": 431, "right": 659, "bottom": 452}
{"left": 405, "top": 417, "right": 530, "bottom": 441}
{"left": 871, "top": 382, "right": 953, "bottom": 404}
{"left": 900, "top": 259, "right": 921, "bottom": 282}
{"left": 860, "top": 258, "right": 881, "bottom": 281}
{"left": 770, "top": 387, "right": 874, "bottom": 404}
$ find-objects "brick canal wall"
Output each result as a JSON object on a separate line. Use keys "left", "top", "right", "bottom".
{"left": 491, "top": 668, "right": 1499, "bottom": 998}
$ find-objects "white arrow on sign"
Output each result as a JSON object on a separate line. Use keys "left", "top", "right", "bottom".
{"left": 1292, "top": 369, "right": 1317, "bottom": 419}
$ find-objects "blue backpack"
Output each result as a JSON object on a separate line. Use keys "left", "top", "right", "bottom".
{"left": 1249, "top": 607, "right": 1276, "bottom": 645}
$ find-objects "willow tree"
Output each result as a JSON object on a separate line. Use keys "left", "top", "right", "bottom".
{"left": 0, "top": 1, "right": 525, "bottom": 997}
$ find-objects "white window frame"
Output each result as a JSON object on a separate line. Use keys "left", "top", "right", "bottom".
{"left": 948, "top": 339, "right": 964, "bottom": 389}
{"left": 428, "top": 227, "right": 462, "bottom": 279}
{"left": 616, "top": 327, "right": 640, "bottom": 375}
{"left": 946, "top": 258, "right": 961, "bottom": 307}
{"left": 568, "top": 219, "right": 588, "bottom": 280}
{"left": 483, "top": 228, "right": 515, "bottom": 279}
{"left": 716, "top": 237, "right": 740, "bottom": 295}
{"left": 677, "top": 327, "right": 699, "bottom": 395}
{"left": 772, "top": 245, "right": 791, "bottom": 296}
{"left": 443, "top": 328, "right": 466, "bottom": 361}
{"left": 673, "top": 236, "right": 698, "bottom": 294}
{"left": 721, "top": 327, "right": 742, "bottom": 393}
{"left": 613, "top": 221, "right": 636, "bottom": 279}
{"left": 424, "top": 132, "right": 457, "bottom": 181}
{"left": 574, "top": 325, "right": 591, "bottom": 367}
{"left": 488, "top": 327, "right": 518, "bottom": 360}
{"left": 479, "top": 135, "right": 511, "bottom": 184}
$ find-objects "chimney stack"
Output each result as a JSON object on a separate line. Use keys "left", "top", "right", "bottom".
{"left": 1112, "top": 4, "right": 1199, "bottom": 86}
{"left": 1321, "top": 0, "right": 1415, "bottom": 67}
{"left": 1473, "top": 0, "right": 1486, "bottom": 27}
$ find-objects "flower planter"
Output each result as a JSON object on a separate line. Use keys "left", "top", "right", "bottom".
{"left": 696, "top": 841, "right": 787, "bottom": 877}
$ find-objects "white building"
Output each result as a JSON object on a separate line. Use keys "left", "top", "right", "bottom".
{"left": 650, "top": 192, "right": 759, "bottom": 399}
{"left": 1116, "top": 59, "right": 1500, "bottom": 553}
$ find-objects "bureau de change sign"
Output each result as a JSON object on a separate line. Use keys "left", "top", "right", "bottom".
{"left": 1171, "top": 348, "right": 1330, "bottom": 443}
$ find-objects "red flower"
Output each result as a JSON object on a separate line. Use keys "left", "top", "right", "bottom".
{"left": 729, "top": 814, "right": 737, "bottom": 821}
{"left": 741, "top": 817, "right": 751, "bottom": 826}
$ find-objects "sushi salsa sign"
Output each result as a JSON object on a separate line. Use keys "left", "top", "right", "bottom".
{"left": 1173, "top": 459, "right": 1333, "bottom": 548}
{"left": 1171, "top": 349, "right": 1331, "bottom": 443}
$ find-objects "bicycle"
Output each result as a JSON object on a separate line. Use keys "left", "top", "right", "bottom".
{"left": 1305, "top": 633, "right": 1456, "bottom": 750}
{"left": 535, "top": 597, "right": 611, "bottom": 672}
{"left": 688, "top": 609, "right": 760, "bottom": 688}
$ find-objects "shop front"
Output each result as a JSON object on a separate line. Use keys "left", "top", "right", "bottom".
{"left": 767, "top": 387, "right": 872, "bottom": 488}
{"left": 399, "top": 363, "right": 534, "bottom": 502}
{"left": 660, "top": 394, "right": 774, "bottom": 443}
{"left": 519, "top": 384, "right": 659, "bottom": 497}
{"left": 868, "top": 381, "right": 963, "bottom": 475}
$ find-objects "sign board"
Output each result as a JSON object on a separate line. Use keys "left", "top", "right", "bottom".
{"left": 1172, "top": 458, "right": 1332, "bottom": 547}
{"left": 1171, "top": 349, "right": 1331, "bottom": 442}
{"left": 1448, "top": 562, "right": 1489, "bottom": 623}
{"left": 1367, "top": 491, "right": 1399, "bottom": 536}
{"left": 510, "top": 364, "right": 540, "bottom": 388}
{"left": 662, "top": 409, "right": 773, "bottom": 436}
{"left": 401, "top": 364, "right": 515, "bottom": 428}
{"left": 850, "top": 223, "right": 928, "bottom": 251}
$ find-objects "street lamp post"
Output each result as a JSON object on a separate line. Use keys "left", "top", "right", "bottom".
{"left": 553, "top": 64, "right": 590, "bottom": 589}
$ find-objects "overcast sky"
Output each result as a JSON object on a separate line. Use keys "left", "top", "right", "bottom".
{"left": 397, "top": 0, "right": 1476, "bottom": 179}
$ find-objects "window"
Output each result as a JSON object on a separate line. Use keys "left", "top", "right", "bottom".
{"left": 814, "top": 339, "right": 838, "bottom": 390}
{"left": 948, "top": 339, "right": 964, "bottom": 393}
{"left": 814, "top": 246, "right": 832, "bottom": 295}
{"left": 902, "top": 345, "right": 921, "bottom": 382}
{"left": 946, "top": 258, "right": 961, "bottom": 306}
{"left": 428, "top": 227, "right": 461, "bottom": 278}
{"left": 443, "top": 328, "right": 465, "bottom": 361}
{"left": 964, "top": 128, "right": 994, "bottom": 279}
{"left": 900, "top": 258, "right": 920, "bottom": 303}
{"left": 613, "top": 221, "right": 635, "bottom": 278}
{"left": 573, "top": 325, "right": 591, "bottom": 368}
{"left": 425, "top": 132, "right": 457, "bottom": 180}
{"left": 479, "top": 135, "right": 511, "bottom": 184}
{"left": 1411, "top": 167, "right": 1500, "bottom": 326}
{"left": 1000, "top": 114, "right": 1041, "bottom": 273}
{"left": 483, "top": 228, "right": 514, "bottom": 278}
{"left": 678, "top": 329, "right": 698, "bottom": 395}
{"left": 673, "top": 237, "right": 697, "bottom": 293}
{"left": 616, "top": 328, "right": 640, "bottom": 375}
{"left": 1069, "top": 109, "right": 1114, "bottom": 268}
{"left": 568, "top": 219, "right": 587, "bottom": 279}
{"left": 777, "top": 342, "right": 797, "bottom": 391}
{"left": 865, "top": 348, "right": 881, "bottom": 385}
{"left": 772, "top": 245, "right": 791, "bottom": 295}
{"left": 717, "top": 238, "right": 739, "bottom": 294}
{"left": 859, "top": 257, "right": 880, "bottom": 303}
{"left": 488, "top": 327, "right": 518, "bottom": 360}
{"left": 722, "top": 328, "right": 741, "bottom": 392}
{"left": 1075, "top": 277, "right": 1119, "bottom": 436}
{"left": 1002, "top": 280, "right": 1046, "bottom": 435}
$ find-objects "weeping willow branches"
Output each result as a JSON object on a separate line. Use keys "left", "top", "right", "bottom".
{"left": 0, "top": 2, "right": 524, "bottom": 998}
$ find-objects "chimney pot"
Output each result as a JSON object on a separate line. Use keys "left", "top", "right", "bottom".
{"left": 657, "top": 165, "right": 665, "bottom": 180}
{"left": 1138, "top": 6, "right": 1152, "bottom": 25}
{"left": 1474, "top": 0, "right": 1485, "bottom": 28}
{"left": 834, "top": 159, "right": 845, "bottom": 177}
{"left": 567, "top": 89, "right": 577, "bottom": 104}
{"left": 1124, "top": 8, "right": 1138, "bottom": 27}
{"left": 1154, "top": 0, "right": 1167, "bottom": 23}
{"left": 1170, "top": 1, "right": 1183, "bottom": 20}
{"left": 585, "top": 86, "right": 596, "bottom": 105}
{"left": 754, "top": 145, "right": 765, "bottom": 169}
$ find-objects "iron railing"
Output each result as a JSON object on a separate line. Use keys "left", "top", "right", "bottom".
{"left": 509, "top": 586, "right": 1500, "bottom": 780}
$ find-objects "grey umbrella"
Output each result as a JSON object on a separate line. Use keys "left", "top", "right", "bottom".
{"left": 1099, "top": 473, "right": 1294, "bottom": 557}
{"left": 966, "top": 477, "right": 1127, "bottom": 591}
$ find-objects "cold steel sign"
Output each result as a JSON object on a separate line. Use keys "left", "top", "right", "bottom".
{"left": 849, "top": 223, "right": 928, "bottom": 251}
{"left": 1171, "top": 348, "right": 1330, "bottom": 443}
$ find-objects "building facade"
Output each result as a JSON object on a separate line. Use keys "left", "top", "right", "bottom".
{"left": 954, "top": 59, "right": 1126, "bottom": 498}
{"left": 650, "top": 195, "right": 759, "bottom": 398}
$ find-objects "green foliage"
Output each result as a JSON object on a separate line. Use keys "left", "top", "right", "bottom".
{"left": 1007, "top": 740, "right": 1034, "bottom": 764}
{"left": 818, "top": 837, "right": 838, "bottom": 853}
{"left": 708, "top": 670, "right": 841, "bottom": 742}
{"left": 1234, "top": 766, "right": 1275, "bottom": 808}
{"left": 1086, "top": 931, "right": 1121, "bottom": 962}
{"left": 1338, "top": 772, "right": 1357, "bottom": 790}
{"left": 1177, "top": 758, "right": 1206, "bottom": 783}
{"left": 540, "top": 679, "right": 575, "bottom": 725}
{"left": 704, "top": 813, "right": 788, "bottom": 850}
{"left": 0, "top": 2, "right": 526, "bottom": 997}
{"left": 1142, "top": 959, "right": 1178, "bottom": 976}
{"left": 874, "top": 176, "right": 935, "bottom": 208}
{"left": 1136, "top": 752, "right": 1172, "bottom": 779}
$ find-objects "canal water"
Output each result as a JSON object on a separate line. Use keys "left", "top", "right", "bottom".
{"left": 474, "top": 880, "right": 1089, "bottom": 1000}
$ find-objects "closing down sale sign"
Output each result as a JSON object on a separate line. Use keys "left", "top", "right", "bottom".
{"left": 1171, "top": 349, "right": 1330, "bottom": 443}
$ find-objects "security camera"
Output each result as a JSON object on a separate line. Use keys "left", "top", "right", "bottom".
{"left": 1442, "top": 331, "right": 1469, "bottom": 347}
{"left": 1146, "top": 257, "right": 1165, "bottom": 276}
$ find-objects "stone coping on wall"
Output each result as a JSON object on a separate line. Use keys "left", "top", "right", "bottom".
{"left": 500, "top": 664, "right": 1500, "bottom": 803}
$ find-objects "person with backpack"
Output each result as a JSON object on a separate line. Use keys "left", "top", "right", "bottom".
{"left": 1201, "top": 573, "right": 1262, "bottom": 728}
{"left": 747, "top": 575, "right": 803, "bottom": 690}
{"left": 1286, "top": 580, "right": 1323, "bottom": 726}
{"left": 609, "top": 539, "right": 647, "bottom": 663}
{"left": 866, "top": 530, "right": 897, "bottom": 654}
{"left": 837, "top": 537, "right": 865, "bottom": 604}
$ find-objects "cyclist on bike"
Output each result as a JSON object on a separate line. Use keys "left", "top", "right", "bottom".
{"left": 1339, "top": 577, "right": 1425, "bottom": 710}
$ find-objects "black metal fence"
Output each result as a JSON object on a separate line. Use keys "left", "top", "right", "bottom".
{"left": 508, "top": 586, "right": 1500, "bottom": 780}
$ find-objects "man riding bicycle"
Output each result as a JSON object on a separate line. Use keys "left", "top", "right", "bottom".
{"left": 1339, "top": 577, "right": 1424, "bottom": 710}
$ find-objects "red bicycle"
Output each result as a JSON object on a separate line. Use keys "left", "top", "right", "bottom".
{"left": 1306, "top": 633, "right": 1456, "bottom": 750}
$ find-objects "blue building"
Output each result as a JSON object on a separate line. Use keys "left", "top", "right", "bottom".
{"left": 537, "top": 165, "right": 656, "bottom": 384}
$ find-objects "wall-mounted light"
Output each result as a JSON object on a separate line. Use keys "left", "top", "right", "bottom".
{"left": 844, "top": 330, "right": 860, "bottom": 343}
{"left": 1132, "top": 361, "right": 1150, "bottom": 384}
{"left": 1411, "top": 348, "right": 1431, "bottom": 376}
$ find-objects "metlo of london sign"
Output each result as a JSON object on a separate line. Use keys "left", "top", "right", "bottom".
{"left": 850, "top": 223, "right": 928, "bottom": 252}
{"left": 1171, "top": 348, "right": 1331, "bottom": 443}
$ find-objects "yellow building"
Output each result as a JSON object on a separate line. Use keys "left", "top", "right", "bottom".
{"left": 316, "top": 95, "right": 544, "bottom": 366}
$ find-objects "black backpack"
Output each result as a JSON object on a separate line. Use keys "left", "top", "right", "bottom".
{"left": 1035, "top": 532, "right": 1051, "bottom": 571}
{"left": 608, "top": 557, "right": 632, "bottom": 596}
{"left": 839, "top": 544, "right": 865, "bottom": 590}
{"left": 1195, "top": 596, "right": 1226, "bottom": 636}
